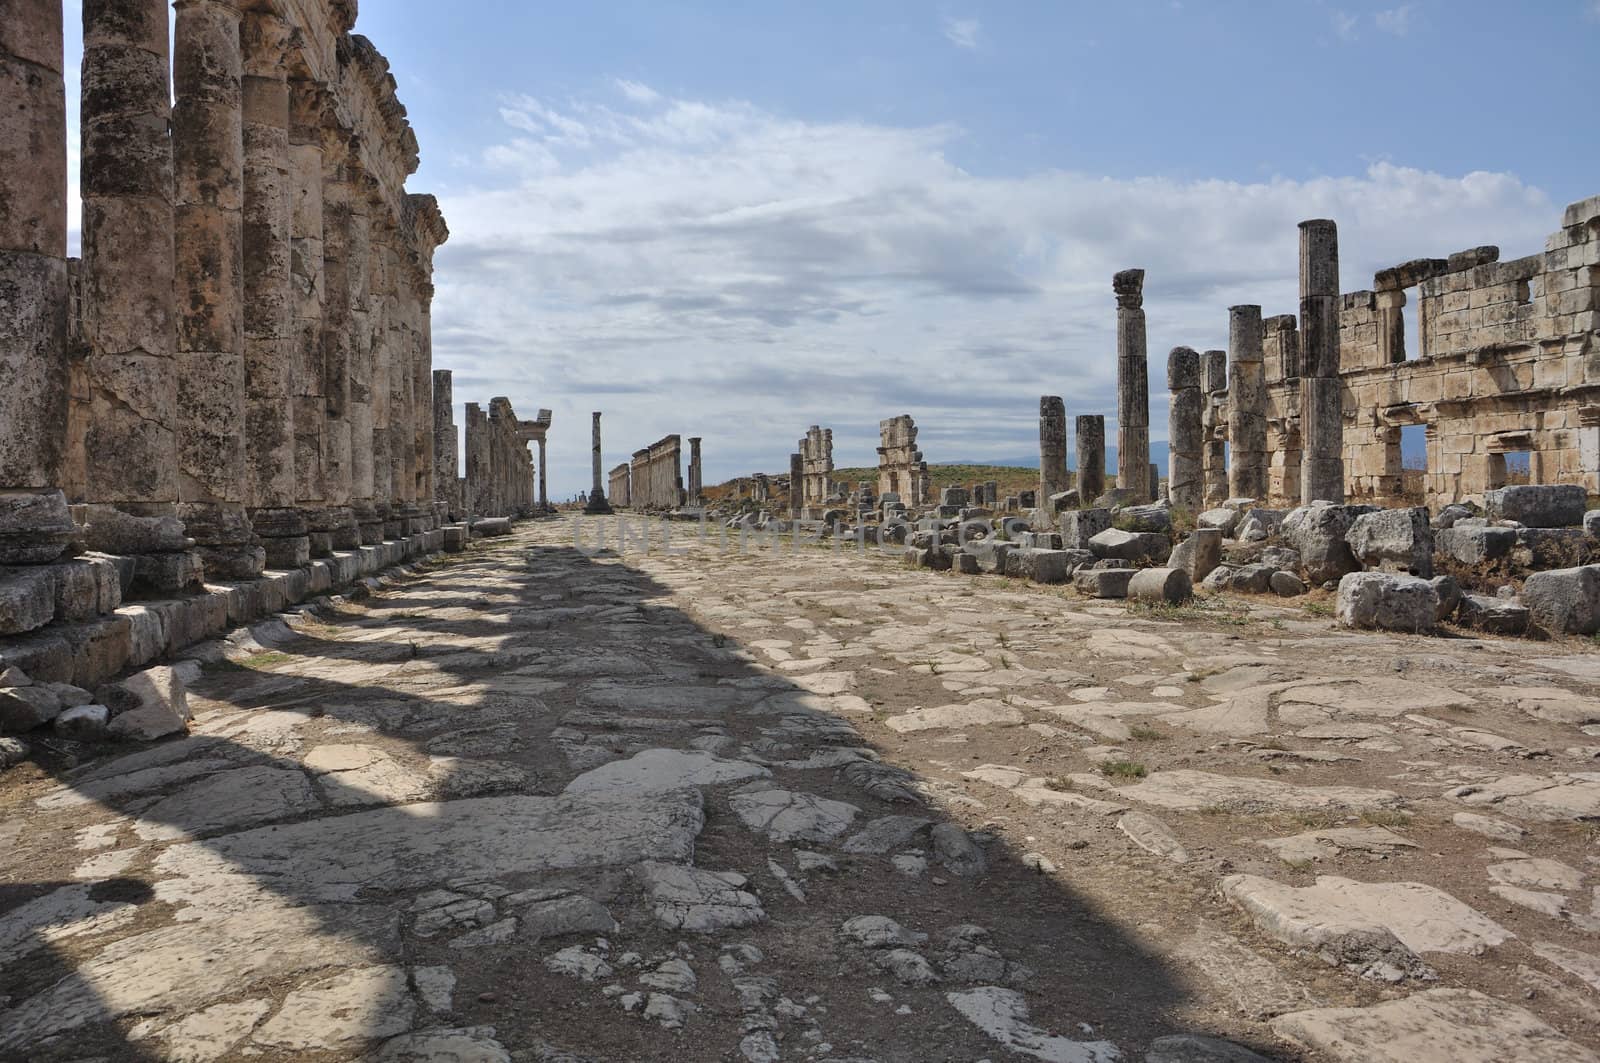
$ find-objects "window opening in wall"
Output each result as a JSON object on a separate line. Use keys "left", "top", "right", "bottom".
{"left": 1488, "top": 450, "right": 1533, "bottom": 489}
{"left": 1399, "top": 425, "right": 1427, "bottom": 502}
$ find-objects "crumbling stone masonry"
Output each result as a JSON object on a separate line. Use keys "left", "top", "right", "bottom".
{"left": 1228, "top": 305, "right": 1267, "bottom": 500}
{"left": 629, "top": 436, "right": 685, "bottom": 511}
{"left": 1166, "top": 348, "right": 1203, "bottom": 510}
{"left": 0, "top": 0, "right": 458, "bottom": 689}
{"left": 1076, "top": 415, "right": 1106, "bottom": 502}
{"left": 1114, "top": 269, "right": 1150, "bottom": 495}
{"left": 800, "top": 426, "right": 833, "bottom": 515}
{"left": 877, "top": 415, "right": 930, "bottom": 505}
{"left": 608, "top": 463, "right": 632, "bottom": 509}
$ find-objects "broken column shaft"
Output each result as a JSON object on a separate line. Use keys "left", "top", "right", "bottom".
{"left": 1114, "top": 269, "right": 1150, "bottom": 496}
{"left": 1228, "top": 305, "right": 1267, "bottom": 500}
{"left": 1038, "top": 396, "right": 1067, "bottom": 520}
{"left": 688, "top": 437, "right": 703, "bottom": 506}
{"left": 1300, "top": 219, "right": 1345, "bottom": 503}
{"left": 1075, "top": 415, "right": 1105, "bottom": 502}
{"left": 1166, "top": 347, "right": 1203, "bottom": 510}
{"left": 1201, "top": 350, "right": 1228, "bottom": 504}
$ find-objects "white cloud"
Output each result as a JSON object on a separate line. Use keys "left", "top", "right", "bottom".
{"left": 942, "top": 16, "right": 982, "bottom": 50}
{"left": 432, "top": 82, "right": 1557, "bottom": 498}
{"left": 1331, "top": 10, "right": 1360, "bottom": 40}
{"left": 1375, "top": 5, "right": 1416, "bottom": 36}
{"left": 615, "top": 79, "right": 661, "bottom": 104}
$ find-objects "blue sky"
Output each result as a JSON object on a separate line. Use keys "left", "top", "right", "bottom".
{"left": 63, "top": 2, "right": 1600, "bottom": 497}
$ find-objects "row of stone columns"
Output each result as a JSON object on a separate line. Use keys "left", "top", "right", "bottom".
{"left": 0, "top": 1, "right": 448, "bottom": 599}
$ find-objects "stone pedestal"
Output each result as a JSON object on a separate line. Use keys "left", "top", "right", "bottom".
{"left": 1075, "top": 415, "right": 1106, "bottom": 502}
{"left": 1228, "top": 305, "right": 1267, "bottom": 500}
{"left": 1114, "top": 269, "right": 1150, "bottom": 493}
{"left": 1166, "top": 347, "right": 1203, "bottom": 510}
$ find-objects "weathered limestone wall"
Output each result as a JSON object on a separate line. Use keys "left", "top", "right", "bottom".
{"left": 628, "top": 435, "right": 684, "bottom": 511}
{"left": 877, "top": 415, "right": 929, "bottom": 504}
{"left": 800, "top": 426, "right": 833, "bottom": 512}
{"left": 609, "top": 463, "right": 632, "bottom": 508}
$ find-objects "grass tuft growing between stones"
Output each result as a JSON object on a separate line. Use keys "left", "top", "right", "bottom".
{"left": 1098, "top": 760, "right": 1148, "bottom": 781}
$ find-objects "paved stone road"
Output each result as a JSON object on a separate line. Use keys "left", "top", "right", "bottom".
{"left": 3, "top": 516, "right": 1599, "bottom": 1061}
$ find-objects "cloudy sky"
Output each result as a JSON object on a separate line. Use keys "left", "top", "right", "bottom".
{"left": 64, "top": 2, "right": 1600, "bottom": 497}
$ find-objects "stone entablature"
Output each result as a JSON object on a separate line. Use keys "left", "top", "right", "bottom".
{"left": 628, "top": 436, "right": 685, "bottom": 510}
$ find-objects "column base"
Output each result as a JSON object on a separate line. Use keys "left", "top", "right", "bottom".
{"left": 81, "top": 503, "right": 190, "bottom": 556}
{"left": 300, "top": 507, "right": 338, "bottom": 558}
{"left": 178, "top": 502, "right": 264, "bottom": 580}
{"left": 250, "top": 507, "right": 311, "bottom": 571}
{"left": 326, "top": 505, "right": 362, "bottom": 550}
{"left": 584, "top": 490, "right": 613, "bottom": 515}
{"left": 130, "top": 550, "right": 206, "bottom": 596}
{"left": 0, "top": 490, "right": 76, "bottom": 565}
{"left": 352, "top": 500, "right": 384, "bottom": 545}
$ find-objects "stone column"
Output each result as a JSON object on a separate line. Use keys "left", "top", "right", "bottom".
{"left": 1114, "top": 269, "right": 1149, "bottom": 494}
{"left": 537, "top": 438, "right": 548, "bottom": 511}
{"left": 1227, "top": 305, "right": 1267, "bottom": 500}
{"left": 1300, "top": 219, "right": 1345, "bottom": 503}
{"left": 367, "top": 204, "right": 393, "bottom": 539}
{"left": 1075, "top": 415, "right": 1105, "bottom": 502}
{"left": 790, "top": 453, "right": 804, "bottom": 519}
{"left": 1038, "top": 396, "right": 1067, "bottom": 521}
{"left": 688, "top": 437, "right": 703, "bottom": 505}
{"left": 0, "top": 0, "right": 74, "bottom": 564}
{"left": 319, "top": 125, "right": 359, "bottom": 545}
{"left": 1201, "top": 350, "right": 1228, "bottom": 504}
{"left": 387, "top": 243, "right": 416, "bottom": 532}
{"left": 347, "top": 171, "right": 378, "bottom": 541}
{"left": 287, "top": 79, "right": 332, "bottom": 553}
{"left": 1166, "top": 346, "right": 1203, "bottom": 511}
{"left": 77, "top": 0, "right": 203, "bottom": 590}
{"left": 584, "top": 412, "right": 611, "bottom": 514}
{"left": 172, "top": 0, "right": 262, "bottom": 578}
{"left": 239, "top": 5, "right": 307, "bottom": 567}
{"left": 433, "top": 370, "right": 457, "bottom": 519}
{"left": 463, "top": 402, "right": 484, "bottom": 517}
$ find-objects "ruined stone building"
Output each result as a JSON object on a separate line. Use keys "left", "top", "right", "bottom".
{"left": 629, "top": 436, "right": 685, "bottom": 510}
{"left": 1188, "top": 196, "right": 1600, "bottom": 509}
{"left": 799, "top": 426, "right": 834, "bottom": 514}
{"left": 877, "top": 415, "right": 930, "bottom": 504}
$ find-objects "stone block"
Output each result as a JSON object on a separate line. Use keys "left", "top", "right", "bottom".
{"left": 1521, "top": 565, "right": 1600, "bottom": 635}
{"left": 1004, "top": 548, "right": 1071, "bottom": 584}
{"left": 963, "top": 540, "right": 1013, "bottom": 574}
{"left": 0, "top": 684, "right": 63, "bottom": 733}
{"left": 1336, "top": 572, "right": 1439, "bottom": 633}
{"left": 1073, "top": 568, "right": 1134, "bottom": 598}
{"left": 1587, "top": 510, "right": 1600, "bottom": 538}
{"left": 1235, "top": 508, "right": 1287, "bottom": 542}
{"left": 132, "top": 551, "right": 205, "bottom": 595}
{"left": 1047, "top": 490, "right": 1079, "bottom": 513}
{"left": 306, "top": 561, "right": 332, "bottom": 596}
{"left": 474, "top": 517, "right": 512, "bottom": 537}
{"left": 262, "top": 535, "right": 311, "bottom": 569}
{"left": 0, "top": 491, "right": 74, "bottom": 565}
{"left": 1429, "top": 575, "right": 1462, "bottom": 621}
{"left": 1088, "top": 528, "right": 1171, "bottom": 564}
{"left": 1484, "top": 484, "right": 1587, "bottom": 527}
{"left": 0, "top": 630, "right": 72, "bottom": 683}
{"left": 1515, "top": 528, "right": 1592, "bottom": 570}
{"left": 1282, "top": 503, "right": 1377, "bottom": 584}
{"left": 1346, "top": 507, "right": 1433, "bottom": 578}
{"left": 121, "top": 605, "right": 168, "bottom": 668}
{"left": 951, "top": 551, "right": 979, "bottom": 575}
{"left": 1128, "top": 568, "right": 1192, "bottom": 604}
{"left": 1434, "top": 525, "right": 1517, "bottom": 566}
{"left": 1117, "top": 502, "right": 1172, "bottom": 533}
{"left": 54, "top": 703, "right": 110, "bottom": 741}
{"left": 1431, "top": 502, "right": 1479, "bottom": 529}
{"left": 48, "top": 555, "right": 123, "bottom": 620}
{"left": 60, "top": 616, "right": 133, "bottom": 689}
{"left": 1169, "top": 528, "right": 1223, "bottom": 582}
{"left": 1269, "top": 571, "right": 1307, "bottom": 597}
{"left": 443, "top": 525, "right": 468, "bottom": 552}
{"left": 81, "top": 505, "right": 189, "bottom": 555}
{"left": 0, "top": 567, "right": 57, "bottom": 635}
{"left": 1014, "top": 532, "right": 1062, "bottom": 550}
{"left": 1060, "top": 508, "right": 1111, "bottom": 549}
{"left": 1197, "top": 508, "right": 1241, "bottom": 536}
{"left": 1456, "top": 594, "right": 1530, "bottom": 636}
{"left": 1201, "top": 563, "right": 1276, "bottom": 595}
{"left": 100, "top": 665, "right": 191, "bottom": 742}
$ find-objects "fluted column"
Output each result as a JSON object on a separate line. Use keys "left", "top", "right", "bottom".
{"left": 1166, "top": 347, "right": 1203, "bottom": 510}
{"left": 347, "top": 168, "right": 377, "bottom": 540}
{"left": 0, "top": 0, "right": 73, "bottom": 564}
{"left": 365, "top": 191, "right": 394, "bottom": 540}
{"left": 1075, "top": 415, "right": 1105, "bottom": 502}
{"left": 287, "top": 79, "right": 332, "bottom": 552}
{"left": 172, "top": 0, "right": 261, "bottom": 578}
{"left": 463, "top": 402, "right": 485, "bottom": 517}
{"left": 1114, "top": 269, "right": 1149, "bottom": 495}
{"left": 240, "top": 5, "right": 307, "bottom": 568}
{"left": 1300, "top": 219, "right": 1345, "bottom": 503}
